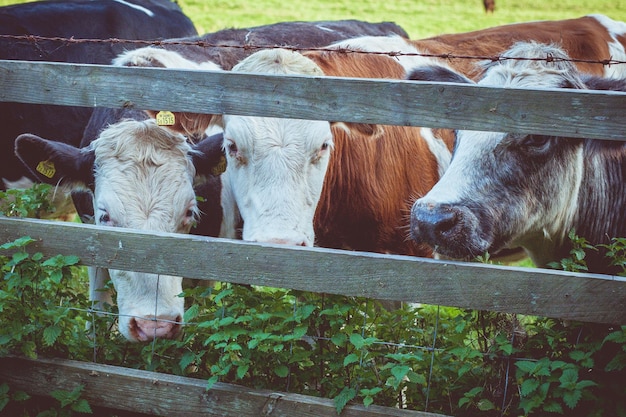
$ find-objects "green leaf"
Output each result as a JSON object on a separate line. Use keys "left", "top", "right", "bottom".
{"left": 391, "top": 365, "right": 410, "bottom": 383}
{"left": 71, "top": 398, "right": 92, "bottom": 413}
{"left": 236, "top": 364, "right": 249, "bottom": 379}
{"left": 213, "top": 288, "right": 233, "bottom": 304}
{"left": 274, "top": 365, "right": 289, "bottom": 378}
{"left": 543, "top": 401, "right": 564, "bottom": 413}
{"left": 515, "top": 360, "right": 536, "bottom": 374}
{"left": 9, "top": 252, "right": 29, "bottom": 266}
{"left": 43, "top": 325, "right": 62, "bottom": 346}
{"left": 334, "top": 386, "right": 356, "bottom": 414}
{"left": 0, "top": 236, "right": 34, "bottom": 250}
{"left": 477, "top": 399, "right": 495, "bottom": 411}
{"left": 179, "top": 351, "right": 196, "bottom": 370}
{"left": 559, "top": 368, "right": 578, "bottom": 388}
{"left": 206, "top": 375, "right": 219, "bottom": 390}
{"left": 183, "top": 304, "right": 199, "bottom": 322}
{"left": 350, "top": 333, "right": 365, "bottom": 349}
{"left": 520, "top": 379, "right": 540, "bottom": 396}
{"left": 406, "top": 370, "right": 426, "bottom": 385}
{"left": 330, "top": 333, "right": 346, "bottom": 347}
{"left": 563, "top": 390, "right": 582, "bottom": 409}
{"left": 343, "top": 353, "right": 359, "bottom": 366}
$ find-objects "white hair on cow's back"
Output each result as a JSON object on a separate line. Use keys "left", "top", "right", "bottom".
{"left": 589, "top": 14, "right": 626, "bottom": 79}
{"left": 113, "top": 46, "right": 222, "bottom": 71}
{"left": 479, "top": 41, "right": 587, "bottom": 89}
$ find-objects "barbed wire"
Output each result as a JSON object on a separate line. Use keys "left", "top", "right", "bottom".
{"left": 1, "top": 33, "right": 624, "bottom": 67}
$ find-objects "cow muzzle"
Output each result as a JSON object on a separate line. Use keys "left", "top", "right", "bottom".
{"left": 410, "top": 201, "right": 489, "bottom": 260}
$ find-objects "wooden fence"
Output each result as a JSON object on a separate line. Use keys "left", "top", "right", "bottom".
{"left": 0, "top": 57, "right": 625, "bottom": 416}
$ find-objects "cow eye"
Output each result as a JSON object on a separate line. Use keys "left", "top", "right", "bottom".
{"left": 182, "top": 202, "right": 198, "bottom": 228}
{"left": 98, "top": 209, "right": 112, "bottom": 225}
{"left": 225, "top": 140, "right": 238, "bottom": 157}
{"left": 521, "top": 135, "right": 551, "bottom": 152}
{"left": 312, "top": 141, "right": 332, "bottom": 164}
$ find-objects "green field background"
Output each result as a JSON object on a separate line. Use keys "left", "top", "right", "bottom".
{"left": 2, "top": 0, "right": 625, "bottom": 39}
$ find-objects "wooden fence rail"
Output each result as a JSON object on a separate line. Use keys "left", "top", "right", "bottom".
{"left": 1, "top": 59, "right": 626, "bottom": 140}
{"left": 1, "top": 59, "right": 625, "bottom": 416}
{"left": 2, "top": 217, "right": 625, "bottom": 324}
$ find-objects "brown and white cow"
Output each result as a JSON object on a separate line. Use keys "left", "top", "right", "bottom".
{"left": 15, "top": 120, "right": 224, "bottom": 342}
{"left": 409, "top": 41, "right": 626, "bottom": 275}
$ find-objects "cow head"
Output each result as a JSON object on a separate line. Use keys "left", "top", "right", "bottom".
{"left": 217, "top": 49, "right": 334, "bottom": 246}
{"left": 15, "top": 119, "right": 224, "bottom": 341}
{"left": 408, "top": 42, "right": 592, "bottom": 266}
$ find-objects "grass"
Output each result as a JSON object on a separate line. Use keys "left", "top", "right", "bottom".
{"left": 1, "top": 0, "right": 625, "bottom": 38}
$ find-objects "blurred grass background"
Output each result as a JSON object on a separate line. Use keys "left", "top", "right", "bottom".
{"left": 1, "top": 0, "right": 625, "bottom": 38}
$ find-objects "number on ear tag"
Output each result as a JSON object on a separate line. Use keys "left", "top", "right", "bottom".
{"left": 36, "top": 160, "right": 56, "bottom": 179}
{"left": 156, "top": 111, "right": 175, "bottom": 126}
{"left": 211, "top": 156, "right": 227, "bottom": 176}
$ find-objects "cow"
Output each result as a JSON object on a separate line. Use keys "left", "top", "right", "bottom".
{"left": 15, "top": 120, "right": 224, "bottom": 342}
{"left": 483, "top": 0, "right": 495, "bottom": 13}
{"left": 409, "top": 41, "right": 626, "bottom": 275}
{"left": 0, "top": 0, "right": 198, "bottom": 195}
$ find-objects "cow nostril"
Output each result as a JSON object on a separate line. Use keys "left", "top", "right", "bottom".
{"left": 434, "top": 209, "right": 459, "bottom": 236}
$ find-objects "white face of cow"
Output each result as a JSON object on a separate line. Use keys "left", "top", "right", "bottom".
{"left": 16, "top": 121, "right": 226, "bottom": 342}
{"left": 222, "top": 115, "right": 332, "bottom": 246}
{"left": 89, "top": 120, "right": 198, "bottom": 341}
{"left": 220, "top": 49, "right": 334, "bottom": 247}
{"left": 410, "top": 42, "right": 588, "bottom": 266}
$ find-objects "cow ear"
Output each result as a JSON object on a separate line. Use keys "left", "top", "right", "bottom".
{"left": 146, "top": 109, "right": 219, "bottom": 138}
{"left": 332, "top": 122, "right": 385, "bottom": 140}
{"left": 190, "top": 132, "right": 226, "bottom": 179}
{"left": 406, "top": 65, "right": 473, "bottom": 84}
{"left": 15, "top": 134, "right": 95, "bottom": 188}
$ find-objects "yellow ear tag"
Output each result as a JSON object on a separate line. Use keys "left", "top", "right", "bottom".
{"left": 36, "top": 160, "right": 56, "bottom": 179}
{"left": 211, "top": 156, "right": 227, "bottom": 176}
{"left": 156, "top": 111, "right": 175, "bottom": 126}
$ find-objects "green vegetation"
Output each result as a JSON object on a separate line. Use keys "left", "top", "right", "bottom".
{"left": 1, "top": 187, "right": 625, "bottom": 416}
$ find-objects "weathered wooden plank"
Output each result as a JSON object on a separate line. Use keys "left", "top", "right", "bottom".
{"left": 0, "top": 356, "right": 448, "bottom": 417}
{"left": 0, "top": 60, "right": 625, "bottom": 140}
{"left": 1, "top": 217, "right": 625, "bottom": 324}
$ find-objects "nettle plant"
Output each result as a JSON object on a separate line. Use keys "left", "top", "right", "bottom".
{"left": 1, "top": 186, "right": 625, "bottom": 416}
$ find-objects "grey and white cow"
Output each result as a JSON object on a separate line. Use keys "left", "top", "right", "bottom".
{"left": 409, "top": 41, "right": 626, "bottom": 275}
{"left": 15, "top": 119, "right": 224, "bottom": 341}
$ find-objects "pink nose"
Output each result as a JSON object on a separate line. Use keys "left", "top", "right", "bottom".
{"left": 131, "top": 315, "right": 181, "bottom": 342}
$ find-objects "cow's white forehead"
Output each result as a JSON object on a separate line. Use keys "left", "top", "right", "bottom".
{"left": 224, "top": 116, "right": 332, "bottom": 153}
{"left": 91, "top": 119, "right": 197, "bottom": 230}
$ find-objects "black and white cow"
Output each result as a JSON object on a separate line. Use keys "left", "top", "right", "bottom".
{"left": 409, "top": 41, "right": 626, "bottom": 275}
{"left": 0, "top": 0, "right": 198, "bottom": 191}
